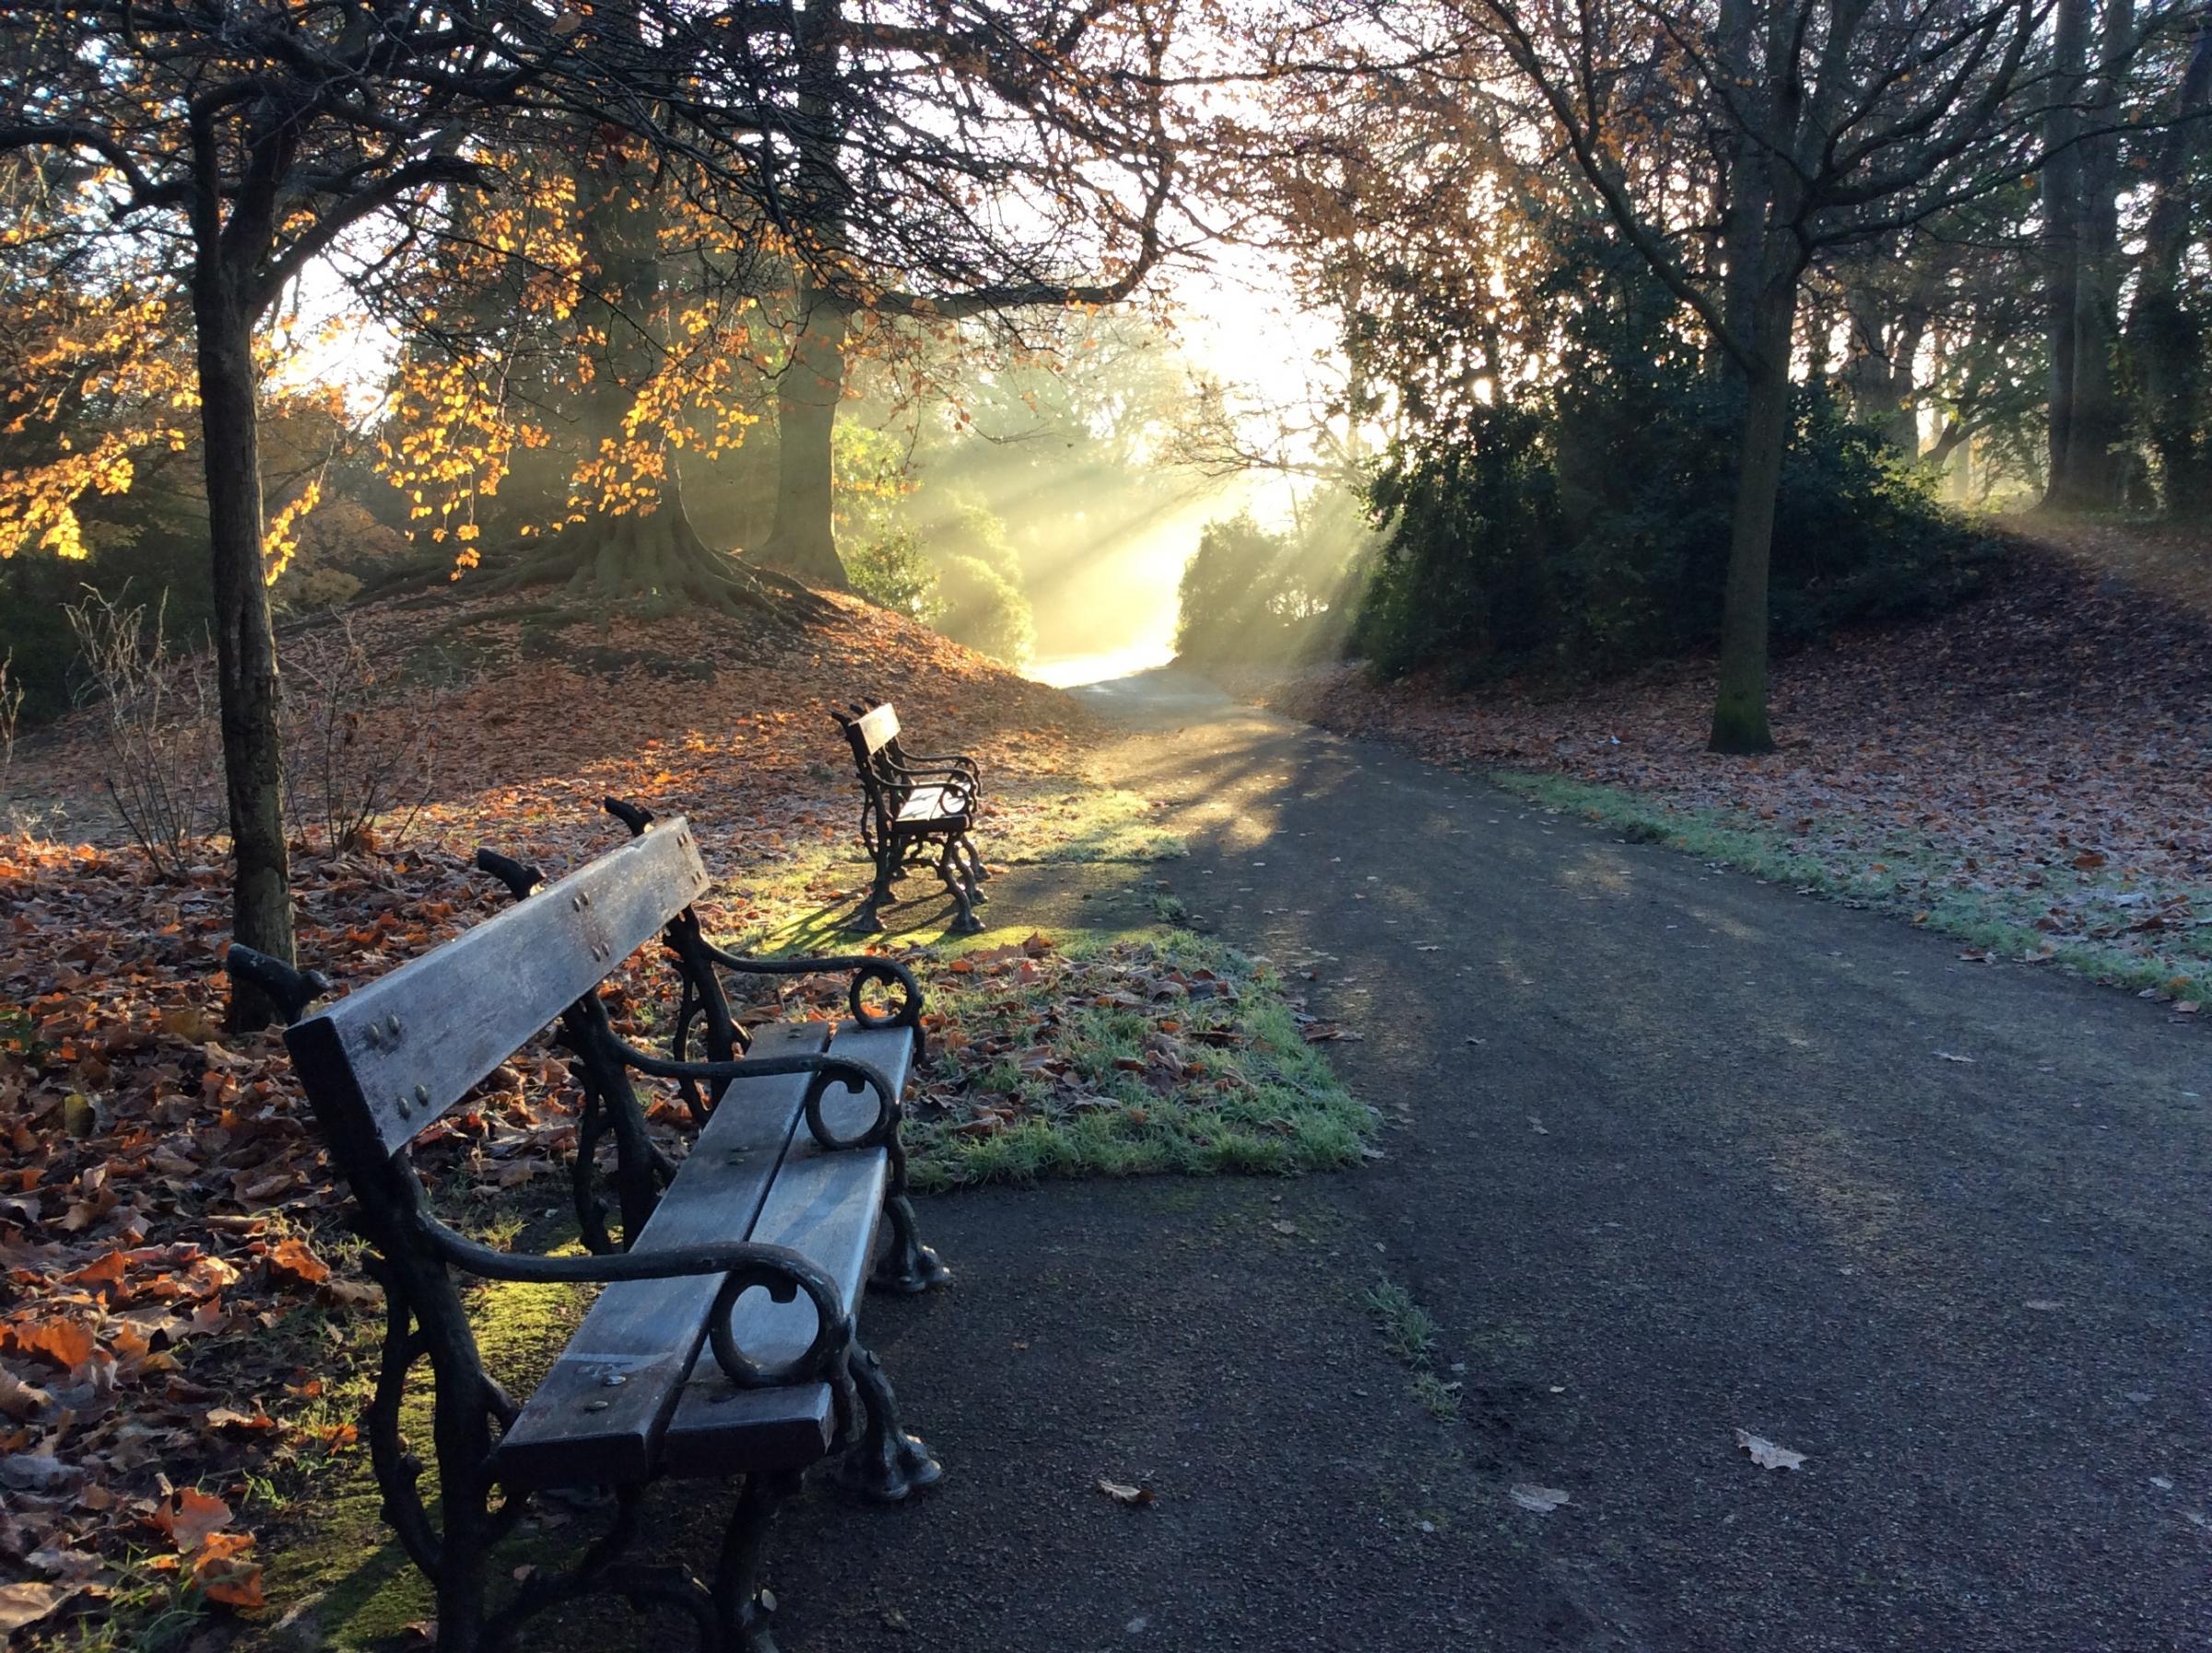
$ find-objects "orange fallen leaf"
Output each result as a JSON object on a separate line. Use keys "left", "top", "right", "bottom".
{"left": 265, "top": 1236, "right": 331, "bottom": 1289}
{"left": 191, "top": 1530, "right": 265, "bottom": 1610}
{"left": 62, "top": 1251, "right": 128, "bottom": 1289}
{"left": 8, "top": 1316, "right": 97, "bottom": 1370}
{"left": 153, "top": 1487, "right": 233, "bottom": 1553}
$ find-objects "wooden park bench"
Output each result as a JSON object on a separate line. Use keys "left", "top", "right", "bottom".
{"left": 830, "top": 700, "right": 988, "bottom": 936}
{"left": 225, "top": 808, "right": 951, "bottom": 1653}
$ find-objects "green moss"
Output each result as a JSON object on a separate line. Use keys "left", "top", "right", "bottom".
{"left": 248, "top": 1251, "right": 591, "bottom": 1651}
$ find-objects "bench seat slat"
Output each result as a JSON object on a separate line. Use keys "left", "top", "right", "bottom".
{"left": 659, "top": 1020, "right": 916, "bottom": 1480}
{"left": 491, "top": 1022, "right": 829, "bottom": 1492}
{"left": 895, "top": 786, "right": 965, "bottom": 824}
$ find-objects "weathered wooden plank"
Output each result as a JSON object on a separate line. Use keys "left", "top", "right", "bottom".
{"left": 895, "top": 785, "right": 965, "bottom": 822}
{"left": 853, "top": 702, "right": 900, "bottom": 758}
{"left": 288, "top": 821, "right": 712, "bottom": 1155}
{"left": 491, "top": 1022, "right": 827, "bottom": 1492}
{"left": 658, "top": 1021, "right": 918, "bottom": 1480}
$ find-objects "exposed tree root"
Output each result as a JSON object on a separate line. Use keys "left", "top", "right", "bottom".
{"left": 492, "top": 505, "right": 831, "bottom": 621}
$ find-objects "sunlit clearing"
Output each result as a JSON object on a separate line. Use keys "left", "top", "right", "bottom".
{"left": 1022, "top": 487, "right": 1244, "bottom": 682}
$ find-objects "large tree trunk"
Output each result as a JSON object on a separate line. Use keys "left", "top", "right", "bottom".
{"left": 2041, "top": 0, "right": 2091, "bottom": 503}
{"left": 759, "top": 0, "right": 853, "bottom": 592}
{"left": 498, "top": 131, "right": 799, "bottom": 614}
{"left": 1709, "top": 277, "right": 1799, "bottom": 756}
{"left": 760, "top": 287, "right": 851, "bottom": 588}
{"left": 192, "top": 267, "right": 295, "bottom": 1029}
{"left": 2124, "top": 17, "right": 2212, "bottom": 516}
{"left": 2052, "top": 0, "right": 2134, "bottom": 506}
{"left": 1714, "top": 0, "right": 1763, "bottom": 359}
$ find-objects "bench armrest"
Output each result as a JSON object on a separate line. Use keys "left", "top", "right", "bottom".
{"left": 700, "top": 947, "right": 924, "bottom": 1033}
{"left": 611, "top": 1039, "right": 904, "bottom": 1152}
{"left": 897, "top": 750, "right": 981, "bottom": 774}
{"left": 888, "top": 759, "right": 977, "bottom": 785}
{"left": 417, "top": 1212, "right": 852, "bottom": 1388}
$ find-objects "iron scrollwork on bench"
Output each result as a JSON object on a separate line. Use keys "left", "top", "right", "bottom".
{"left": 595, "top": 797, "right": 949, "bottom": 1297}
{"left": 225, "top": 809, "right": 949, "bottom": 1653}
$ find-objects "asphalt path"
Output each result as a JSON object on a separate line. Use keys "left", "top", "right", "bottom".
{"left": 754, "top": 668, "right": 2211, "bottom": 1653}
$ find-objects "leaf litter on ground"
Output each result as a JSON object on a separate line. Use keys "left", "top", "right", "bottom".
{"left": 0, "top": 587, "right": 1111, "bottom": 1639}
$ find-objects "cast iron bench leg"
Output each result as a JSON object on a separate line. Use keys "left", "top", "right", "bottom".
{"left": 871, "top": 1191, "right": 953, "bottom": 1296}
{"left": 712, "top": 1470, "right": 796, "bottom": 1653}
{"left": 933, "top": 837, "right": 983, "bottom": 934}
{"left": 957, "top": 833, "right": 987, "bottom": 906}
{"left": 848, "top": 849, "right": 897, "bottom": 933}
{"left": 959, "top": 835, "right": 989, "bottom": 889}
{"left": 831, "top": 1343, "right": 944, "bottom": 1505}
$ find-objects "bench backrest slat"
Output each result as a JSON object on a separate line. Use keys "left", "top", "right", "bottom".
{"left": 848, "top": 703, "right": 900, "bottom": 761}
{"left": 286, "top": 820, "right": 712, "bottom": 1155}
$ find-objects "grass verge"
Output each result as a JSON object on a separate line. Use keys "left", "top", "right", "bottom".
{"left": 900, "top": 929, "right": 1372, "bottom": 1190}
{"left": 1496, "top": 770, "right": 2211, "bottom": 1006}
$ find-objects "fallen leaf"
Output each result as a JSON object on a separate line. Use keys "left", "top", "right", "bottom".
{"left": 2, "top": 1454, "right": 81, "bottom": 1493}
{"left": 1735, "top": 1430, "right": 1807, "bottom": 1470}
{"left": 0, "top": 1582, "right": 67, "bottom": 1635}
{"left": 0, "top": 1367, "right": 53, "bottom": 1418}
{"left": 159, "top": 1006, "right": 222, "bottom": 1045}
{"left": 1509, "top": 1484, "right": 1571, "bottom": 1513}
{"left": 153, "top": 1488, "right": 233, "bottom": 1553}
{"left": 1933, "top": 1051, "right": 1976, "bottom": 1064}
{"left": 266, "top": 1236, "right": 331, "bottom": 1289}
{"left": 1300, "top": 1022, "right": 1363, "bottom": 1043}
{"left": 1096, "top": 1479, "right": 1157, "bottom": 1508}
{"left": 190, "top": 1530, "right": 264, "bottom": 1609}
{"left": 8, "top": 1316, "right": 97, "bottom": 1371}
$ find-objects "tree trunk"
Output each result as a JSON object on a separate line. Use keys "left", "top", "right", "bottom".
{"left": 192, "top": 268, "right": 295, "bottom": 1028}
{"left": 2051, "top": 0, "right": 2134, "bottom": 506}
{"left": 496, "top": 128, "right": 801, "bottom": 615}
{"left": 2041, "top": 0, "right": 2091, "bottom": 503}
{"left": 1715, "top": 0, "right": 1763, "bottom": 360}
{"left": 2124, "top": 17, "right": 2212, "bottom": 516}
{"left": 760, "top": 287, "right": 851, "bottom": 588}
{"left": 1709, "top": 277, "right": 1799, "bottom": 756}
